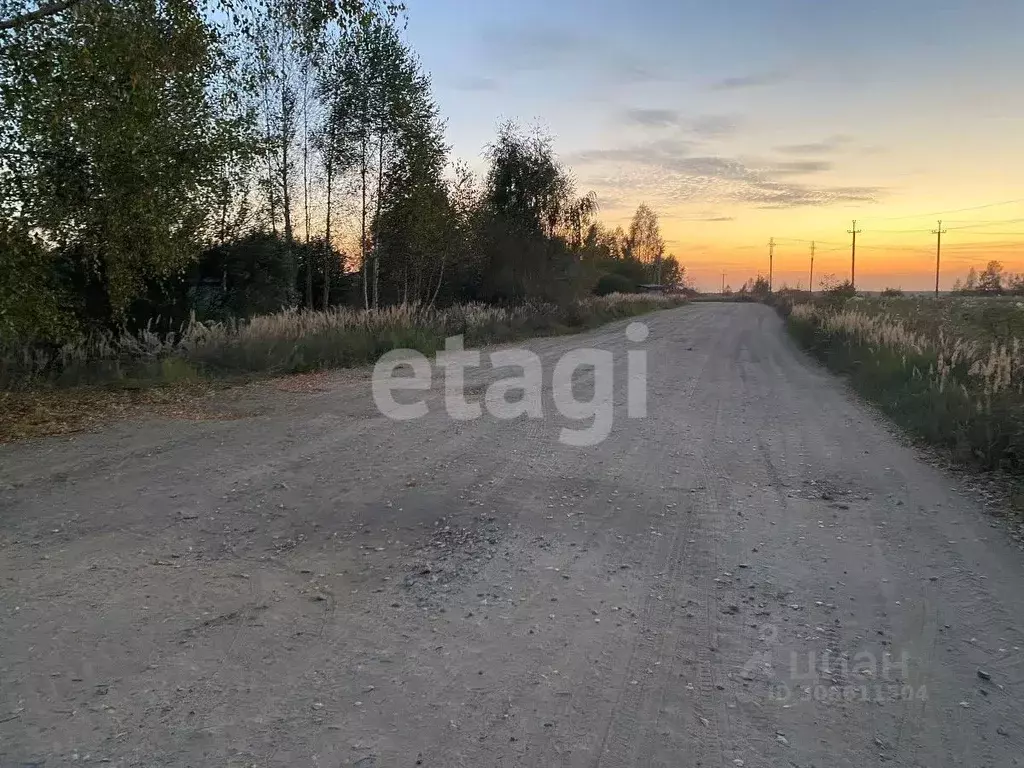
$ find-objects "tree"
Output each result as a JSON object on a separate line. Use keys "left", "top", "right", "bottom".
{"left": 476, "top": 122, "right": 589, "bottom": 301}
{"left": 627, "top": 203, "right": 664, "bottom": 283}
{"left": 565, "top": 192, "right": 598, "bottom": 250}
{"left": 661, "top": 254, "right": 684, "bottom": 288}
{"left": 371, "top": 44, "right": 451, "bottom": 306}
{"left": 738, "top": 275, "right": 771, "bottom": 298}
{"left": 484, "top": 122, "right": 572, "bottom": 238}
{"left": 326, "top": 17, "right": 413, "bottom": 309}
{"left": 316, "top": 37, "right": 359, "bottom": 309}
{"left": 0, "top": 0, "right": 252, "bottom": 322}
{"left": 0, "top": 0, "right": 84, "bottom": 31}
{"left": 978, "top": 260, "right": 1004, "bottom": 294}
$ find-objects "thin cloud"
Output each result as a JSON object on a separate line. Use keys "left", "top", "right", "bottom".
{"left": 748, "top": 182, "right": 880, "bottom": 208}
{"left": 479, "top": 25, "right": 588, "bottom": 72}
{"left": 768, "top": 160, "right": 834, "bottom": 176}
{"left": 452, "top": 76, "right": 500, "bottom": 92}
{"left": 620, "top": 110, "right": 739, "bottom": 138}
{"left": 477, "top": 24, "right": 677, "bottom": 85}
{"left": 622, "top": 108, "right": 681, "bottom": 128}
{"left": 774, "top": 135, "right": 853, "bottom": 155}
{"left": 710, "top": 71, "right": 788, "bottom": 91}
{"left": 690, "top": 114, "right": 739, "bottom": 138}
{"left": 571, "top": 138, "right": 881, "bottom": 210}
{"left": 567, "top": 137, "right": 695, "bottom": 166}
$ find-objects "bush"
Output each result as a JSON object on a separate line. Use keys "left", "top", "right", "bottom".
{"left": 595, "top": 273, "right": 640, "bottom": 296}
{"left": 190, "top": 233, "right": 299, "bottom": 322}
{"left": 823, "top": 280, "right": 856, "bottom": 300}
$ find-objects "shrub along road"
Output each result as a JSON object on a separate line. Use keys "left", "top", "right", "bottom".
{"left": 1, "top": 303, "right": 1022, "bottom": 766}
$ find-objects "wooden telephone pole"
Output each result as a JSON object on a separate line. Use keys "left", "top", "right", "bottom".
{"left": 932, "top": 220, "right": 947, "bottom": 297}
{"left": 768, "top": 237, "right": 775, "bottom": 292}
{"left": 809, "top": 241, "right": 815, "bottom": 295}
{"left": 848, "top": 220, "right": 861, "bottom": 289}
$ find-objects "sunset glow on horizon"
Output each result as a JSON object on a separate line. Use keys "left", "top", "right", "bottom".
{"left": 408, "top": 0, "right": 1024, "bottom": 291}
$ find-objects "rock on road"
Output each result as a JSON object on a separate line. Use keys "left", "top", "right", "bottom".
{"left": 2, "top": 303, "right": 1023, "bottom": 767}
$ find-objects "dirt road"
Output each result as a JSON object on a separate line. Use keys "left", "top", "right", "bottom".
{"left": 2, "top": 302, "right": 1023, "bottom": 767}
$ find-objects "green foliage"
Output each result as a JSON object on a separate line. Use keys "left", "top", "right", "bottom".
{"left": 0, "top": 0, "right": 253, "bottom": 319}
{"left": 978, "top": 260, "right": 1005, "bottom": 294}
{"left": 484, "top": 122, "right": 571, "bottom": 238}
{"left": 190, "top": 232, "right": 299, "bottom": 321}
{"left": 881, "top": 287, "right": 904, "bottom": 297}
{"left": 594, "top": 273, "right": 639, "bottom": 296}
{"left": 367, "top": 24, "right": 451, "bottom": 306}
{"left": 661, "top": 255, "right": 684, "bottom": 288}
{"left": 786, "top": 297, "right": 1024, "bottom": 478}
{"left": 737, "top": 276, "right": 771, "bottom": 298}
{"left": 0, "top": 221, "right": 76, "bottom": 341}
{"left": 0, "top": 1, "right": 693, "bottom": 393}
{"left": 822, "top": 279, "right": 856, "bottom": 301}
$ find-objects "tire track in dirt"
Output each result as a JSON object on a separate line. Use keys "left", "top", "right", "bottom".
{"left": 594, "top": 314, "right": 729, "bottom": 768}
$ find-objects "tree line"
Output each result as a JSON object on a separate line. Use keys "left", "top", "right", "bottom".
{"left": 951, "top": 261, "right": 1024, "bottom": 295}
{"left": 0, "top": 0, "right": 684, "bottom": 343}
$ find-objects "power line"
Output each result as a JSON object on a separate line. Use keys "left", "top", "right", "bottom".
{"left": 861, "top": 228, "right": 933, "bottom": 234}
{"left": 855, "top": 198, "right": 1024, "bottom": 222}
{"left": 943, "top": 218, "right": 1024, "bottom": 229}
{"left": 851, "top": 220, "right": 1024, "bottom": 235}
{"left": 941, "top": 231, "right": 1024, "bottom": 237}
{"left": 775, "top": 237, "right": 844, "bottom": 246}
{"left": 944, "top": 219, "right": 1024, "bottom": 231}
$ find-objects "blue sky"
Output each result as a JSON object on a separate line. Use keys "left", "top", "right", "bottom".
{"left": 404, "top": 0, "right": 1024, "bottom": 289}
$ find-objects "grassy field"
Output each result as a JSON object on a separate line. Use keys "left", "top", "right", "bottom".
{"left": 783, "top": 294, "right": 1024, "bottom": 479}
{"left": 0, "top": 293, "right": 686, "bottom": 440}
{"left": 842, "top": 295, "right": 1024, "bottom": 345}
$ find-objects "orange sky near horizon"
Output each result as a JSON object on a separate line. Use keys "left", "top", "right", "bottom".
{"left": 598, "top": 198, "right": 1024, "bottom": 293}
{"left": 581, "top": 128, "right": 1024, "bottom": 293}
{"left": 409, "top": 0, "right": 1024, "bottom": 294}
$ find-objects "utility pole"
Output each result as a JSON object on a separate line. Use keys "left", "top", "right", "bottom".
{"left": 847, "top": 220, "right": 862, "bottom": 289}
{"left": 809, "top": 241, "right": 815, "bottom": 295}
{"left": 721, "top": 272, "right": 726, "bottom": 295}
{"left": 932, "top": 219, "right": 947, "bottom": 297}
{"left": 768, "top": 237, "right": 775, "bottom": 292}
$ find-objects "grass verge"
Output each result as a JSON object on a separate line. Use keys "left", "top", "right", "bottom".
{"left": 1, "top": 293, "right": 687, "bottom": 441}
{"left": 782, "top": 298, "right": 1024, "bottom": 480}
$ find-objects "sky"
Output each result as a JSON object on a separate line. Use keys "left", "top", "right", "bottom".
{"left": 403, "top": 0, "right": 1024, "bottom": 291}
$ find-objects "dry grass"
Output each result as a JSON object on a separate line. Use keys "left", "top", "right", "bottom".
{"left": 790, "top": 302, "right": 1024, "bottom": 400}
{"left": 787, "top": 297, "right": 1024, "bottom": 474}
{"left": 0, "top": 293, "right": 687, "bottom": 439}
{"left": 0, "top": 381, "right": 225, "bottom": 442}
{"left": 2, "top": 294, "right": 686, "bottom": 389}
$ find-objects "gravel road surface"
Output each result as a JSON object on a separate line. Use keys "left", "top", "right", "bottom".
{"left": 2, "top": 302, "right": 1023, "bottom": 767}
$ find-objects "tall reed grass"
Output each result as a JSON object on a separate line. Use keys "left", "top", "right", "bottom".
{"left": 1, "top": 293, "right": 686, "bottom": 390}
{"left": 787, "top": 300, "right": 1024, "bottom": 473}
